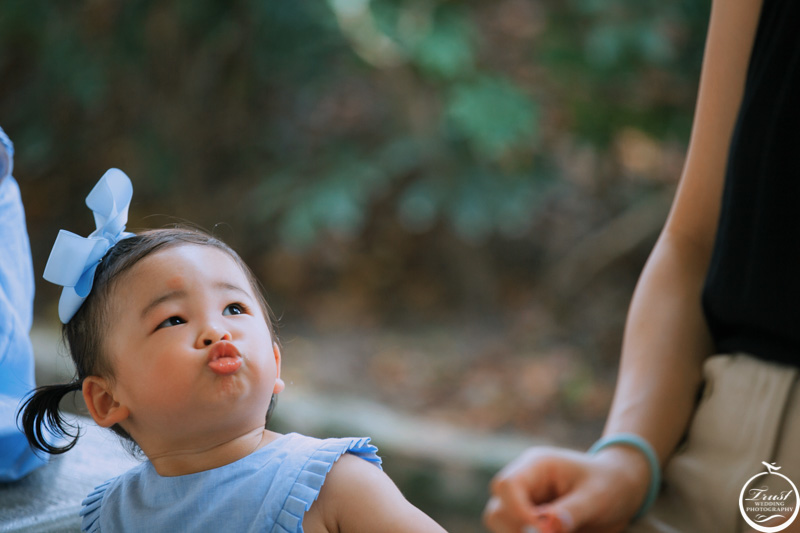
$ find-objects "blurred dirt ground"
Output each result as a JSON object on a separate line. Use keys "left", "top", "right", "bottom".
{"left": 279, "top": 323, "right": 614, "bottom": 449}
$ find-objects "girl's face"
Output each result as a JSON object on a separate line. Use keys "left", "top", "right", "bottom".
{"left": 101, "top": 244, "right": 283, "bottom": 452}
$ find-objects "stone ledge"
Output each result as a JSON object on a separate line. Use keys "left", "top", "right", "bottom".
{"left": 0, "top": 417, "right": 140, "bottom": 533}
{"left": 274, "top": 385, "right": 543, "bottom": 472}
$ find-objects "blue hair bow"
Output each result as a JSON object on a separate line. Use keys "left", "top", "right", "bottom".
{"left": 43, "top": 169, "right": 134, "bottom": 323}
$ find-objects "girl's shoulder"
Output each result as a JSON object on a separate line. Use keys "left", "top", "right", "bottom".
{"left": 268, "top": 433, "right": 383, "bottom": 532}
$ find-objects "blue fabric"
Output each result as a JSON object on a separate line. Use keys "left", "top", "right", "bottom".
{"left": 0, "top": 126, "right": 48, "bottom": 481}
{"left": 80, "top": 433, "right": 381, "bottom": 533}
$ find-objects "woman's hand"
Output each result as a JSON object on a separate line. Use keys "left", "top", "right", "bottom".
{"left": 484, "top": 445, "right": 651, "bottom": 533}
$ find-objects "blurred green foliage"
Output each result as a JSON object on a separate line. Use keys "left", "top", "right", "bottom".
{"left": 3, "top": 6, "right": 711, "bottom": 521}
{"left": 1, "top": 0, "right": 709, "bottom": 320}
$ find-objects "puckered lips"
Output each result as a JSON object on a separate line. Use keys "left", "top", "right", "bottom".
{"left": 207, "top": 341, "right": 242, "bottom": 375}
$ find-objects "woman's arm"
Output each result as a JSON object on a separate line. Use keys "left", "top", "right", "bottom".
{"left": 605, "top": 0, "right": 764, "bottom": 462}
{"left": 485, "top": 0, "right": 764, "bottom": 530}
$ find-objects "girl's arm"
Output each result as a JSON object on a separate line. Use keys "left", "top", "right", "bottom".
{"left": 485, "top": 0, "right": 763, "bottom": 530}
{"left": 312, "top": 453, "right": 447, "bottom": 533}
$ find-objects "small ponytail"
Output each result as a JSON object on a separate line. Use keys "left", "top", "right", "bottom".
{"left": 18, "top": 380, "right": 83, "bottom": 455}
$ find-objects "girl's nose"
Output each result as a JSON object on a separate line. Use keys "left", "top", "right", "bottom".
{"left": 197, "top": 324, "right": 231, "bottom": 348}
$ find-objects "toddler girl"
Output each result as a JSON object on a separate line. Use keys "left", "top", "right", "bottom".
{"left": 20, "top": 169, "right": 446, "bottom": 533}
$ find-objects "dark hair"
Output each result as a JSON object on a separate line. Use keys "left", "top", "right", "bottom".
{"left": 19, "top": 227, "right": 280, "bottom": 455}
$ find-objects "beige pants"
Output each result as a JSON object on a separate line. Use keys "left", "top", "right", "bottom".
{"left": 628, "top": 354, "right": 800, "bottom": 533}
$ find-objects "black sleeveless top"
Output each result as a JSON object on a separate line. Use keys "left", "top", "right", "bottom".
{"left": 702, "top": 0, "right": 800, "bottom": 367}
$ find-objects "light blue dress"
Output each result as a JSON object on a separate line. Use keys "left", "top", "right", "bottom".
{"left": 0, "top": 126, "right": 47, "bottom": 481}
{"left": 80, "top": 433, "right": 381, "bottom": 533}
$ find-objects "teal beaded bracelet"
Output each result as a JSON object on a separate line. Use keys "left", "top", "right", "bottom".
{"left": 588, "top": 433, "right": 661, "bottom": 521}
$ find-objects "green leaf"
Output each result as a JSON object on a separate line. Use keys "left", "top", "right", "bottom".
{"left": 266, "top": 152, "right": 393, "bottom": 248}
{"left": 446, "top": 76, "right": 539, "bottom": 159}
{"left": 584, "top": 25, "right": 624, "bottom": 67}
{"left": 398, "top": 179, "right": 440, "bottom": 233}
{"left": 636, "top": 24, "right": 673, "bottom": 63}
{"left": 447, "top": 176, "right": 494, "bottom": 243}
{"left": 413, "top": 8, "right": 474, "bottom": 79}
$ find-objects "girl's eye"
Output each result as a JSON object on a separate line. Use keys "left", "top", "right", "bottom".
{"left": 223, "top": 303, "right": 246, "bottom": 316}
{"left": 157, "top": 316, "right": 185, "bottom": 329}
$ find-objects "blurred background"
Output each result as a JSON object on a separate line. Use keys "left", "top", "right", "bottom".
{"left": 1, "top": 0, "right": 709, "bottom": 529}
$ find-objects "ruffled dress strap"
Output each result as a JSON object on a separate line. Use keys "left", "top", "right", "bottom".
{"left": 80, "top": 478, "right": 113, "bottom": 532}
{"left": 272, "top": 436, "right": 381, "bottom": 533}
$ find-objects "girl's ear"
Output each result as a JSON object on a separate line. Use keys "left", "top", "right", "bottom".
{"left": 82, "top": 376, "right": 130, "bottom": 428}
{"left": 273, "top": 342, "right": 285, "bottom": 394}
